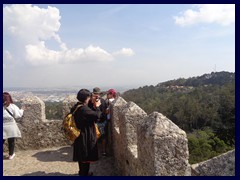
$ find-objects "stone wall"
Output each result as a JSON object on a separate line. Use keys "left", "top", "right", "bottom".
{"left": 62, "top": 95, "right": 78, "bottom": 119}
{"left": 4, "top": 95, "right": 235, "bottom": 176}
{"left": 110, "top": 97, "right": 191, "bottom": 176}
{"left": 191, "top": 150, "right": 235, "bottom": 176}
{"left": 4, "top": 96, "right": 70, "bottom": 151}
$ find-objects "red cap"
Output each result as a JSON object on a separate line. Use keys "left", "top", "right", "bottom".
{"left": 107, "top": 89, "right": 116, "bottom": 97}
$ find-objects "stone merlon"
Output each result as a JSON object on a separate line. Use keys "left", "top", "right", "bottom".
{"left": 4, "top": 95, "right": 235, "bottom": 176}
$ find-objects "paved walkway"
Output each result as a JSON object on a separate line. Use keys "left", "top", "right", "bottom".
{"left": 3, "top": 146, "right": 118, "bottom": 176}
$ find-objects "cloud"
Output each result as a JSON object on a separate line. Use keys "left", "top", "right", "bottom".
{"left": 3, "top": 4, "right": 134, "bottom": 66}
{"left": 3, "top": 50, "right": 13, "bottom": 69}
{"left": 4, "top": 50, "right": 12, "bottom": 61}
{"left": 26, "top": 42, "right": 114, "bottom": 65}
{"left": 25, "top": 41, "right": 60, "bottom": 65}
{"left": 4, "top": 4, "right": 61, "bottom": 43}
{"left": 113, "top": 48, "right": 135, "bottom": 57}
{"left": 174, "top": 4, "right": 235, "bottom": 27}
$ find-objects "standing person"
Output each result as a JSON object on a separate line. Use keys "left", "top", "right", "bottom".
{"left": 88, "top": 87, "right": 108, "bottom": 156}
{"left": 105, "top": 89, "right": 117, "bottom": 155}
{"left": 3, "top": 92, "right": 24, "bottom": 160}
{"left": 72, "top": 89, "right": 101, "bottom": 176}
{"left": 106, "top": 89, "right": 117, "bottom": 120}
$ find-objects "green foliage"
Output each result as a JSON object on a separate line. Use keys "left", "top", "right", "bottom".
{"left": 215, "top": 83, "right": 235, "bottom": 146}
{"left": 159, "top": 71, "right": 235, "bottom": 87}
{"left": 188, "top": 128, "right": 233, "bottom": 164}
{"left": 45, "top": 101, "right": 63, "bottom": 120}
{"left": 122, "top": 71, "right": 235, "bottom": 162}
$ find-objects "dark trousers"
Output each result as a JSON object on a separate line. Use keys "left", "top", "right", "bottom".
{"left": 78, "top": 161, "right": 90, "bottom": 176}
{"left": 3, "top": 138, "right": 15, "bottom": 155}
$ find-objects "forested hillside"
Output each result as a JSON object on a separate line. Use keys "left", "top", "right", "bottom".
{"left": 122, "top": 71, "right": 235, "bottom": 164}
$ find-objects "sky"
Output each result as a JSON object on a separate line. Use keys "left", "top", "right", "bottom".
{"left": 3, "top": 4, "right": 235, "bottom": 91}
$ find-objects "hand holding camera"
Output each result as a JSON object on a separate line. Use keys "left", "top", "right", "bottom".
{"left": 94, "top": 98, "right": 101, "bottom": 108}
{"left": 105, "top": 107, "right": 110, "bottom": 114}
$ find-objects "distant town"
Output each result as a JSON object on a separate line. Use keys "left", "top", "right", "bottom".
{"left": 3, "top": 89, "right": 75, "bottom": 102}
{"left": 3, "top": 86, "right": 130, "bottom": 102}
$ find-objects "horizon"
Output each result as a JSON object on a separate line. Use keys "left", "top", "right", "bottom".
{"left": 3, "top": 4, "right": 235, "bottom": 89}
{"left": 3, "top": 70, "right": 235, "bottom": 92}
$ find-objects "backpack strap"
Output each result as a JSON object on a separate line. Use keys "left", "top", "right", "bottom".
{"left": 5, "top": 108, "right": 14, "bottom": 118}
{"left": 72, "top": 104, "right": 83, "bottom": 115}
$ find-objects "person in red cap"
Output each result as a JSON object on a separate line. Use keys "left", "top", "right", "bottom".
{"left": 105, "top": 89, "right": 117, "bottom": 155}
{"left": 107, "top": 89, "right": 117, "bottom": 100}
{"left": 106, "top": 88, "right": 117, "bottom": 120}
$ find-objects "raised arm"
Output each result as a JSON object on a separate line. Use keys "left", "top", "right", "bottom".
{"left": 12, "top": 104, "right": 24, "bottom": 118}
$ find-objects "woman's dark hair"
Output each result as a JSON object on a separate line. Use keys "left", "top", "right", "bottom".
{"left": 3, "top": 92, "right": 13, "bottom": 106}
{"left": 77, "top": 89, "right": 91, "bottom": 102}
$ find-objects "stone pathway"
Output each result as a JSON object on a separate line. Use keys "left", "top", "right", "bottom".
{"left": 3, "top": 146, "right": 118, "bottom": 176}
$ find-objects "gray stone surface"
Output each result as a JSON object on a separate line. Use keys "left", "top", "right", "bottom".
{"left": 4, "top": 96, "right": 70, "bottom": 151}
{"left": 137, "top": 112, "right": 191, "bottom": 176}
{"left": 3, "top": 146, "right": 118, "bottom": 176}
{"left": 191, "top": 149, "right": 235, "bottom": 176}
{"left": 118, "top": 101, "right": 147, "bottom": 175}
{"left": 62, "top": 95, "right": 78, "bottom": 118}
{"left": 3, "top": 95, "right": 235, "bottom": 176}
{"left": 110, "top": 96, "right": 127, "bottom": 175}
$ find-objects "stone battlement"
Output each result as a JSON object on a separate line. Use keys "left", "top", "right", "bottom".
{"left": 3, "top": 95, "right": 235, "bottom": 176}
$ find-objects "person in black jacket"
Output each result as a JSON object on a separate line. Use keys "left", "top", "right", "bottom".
{"left": 72, "top": 89, "right": 101, "bottom": 176}
{"left": 88, "top": 87, "right": 108, "bottom": 156}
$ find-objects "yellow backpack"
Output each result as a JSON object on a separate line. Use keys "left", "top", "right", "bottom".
{"left": 62, "top": 105, "right": 82, "bottom": 142}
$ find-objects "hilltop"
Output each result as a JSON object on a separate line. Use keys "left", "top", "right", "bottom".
{"left": 122, "top": 71, "right": 235, "bottom": 164}
{"left": 157, "top": 71, "right": 235, "bottom": 88}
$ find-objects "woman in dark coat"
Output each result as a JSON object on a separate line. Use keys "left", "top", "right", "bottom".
{"left": 71, "top": 89, "right": 102, "bottom": 176}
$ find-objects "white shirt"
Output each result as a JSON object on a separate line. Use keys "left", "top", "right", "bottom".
{"left": 107, "top": 98, "right": 115, "bottom": 120}
{"left": 3, "top": 103, "right": 24, "bottom": 139}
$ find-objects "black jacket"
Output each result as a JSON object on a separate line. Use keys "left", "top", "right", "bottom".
{"left": 88, "top": 98, "right": 107, "bottom": 122}
{"left": 71, "top": 102, "right": 101, "bottom": 162}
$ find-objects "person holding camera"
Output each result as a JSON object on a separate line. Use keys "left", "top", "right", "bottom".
{"left": 88, "top": 87, "right": 108, "bottom": 156}
{"left": 3, "top": 92, "right": 24, "bottom": 160}
{"left": 72, "top": 89, "right": 102, "bottom": 176}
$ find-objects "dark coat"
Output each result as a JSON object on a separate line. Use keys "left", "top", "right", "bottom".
{"left": 88, "top": 98, "right": 108, "bottom": 138}
{"left": 88, "top": 98, "right": 107, "bottom": 122}
{"left": 71, "top": 102, "right": 101, "bottom": 162}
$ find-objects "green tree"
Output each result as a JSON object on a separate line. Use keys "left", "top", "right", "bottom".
{"left": 188, "top": 128, "right": 231, "bottom": 164}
